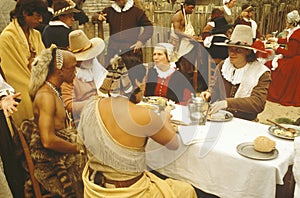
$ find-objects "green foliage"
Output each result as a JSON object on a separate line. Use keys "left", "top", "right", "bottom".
{"left": 275, "top": 117, "right": 295, "bottom": 125}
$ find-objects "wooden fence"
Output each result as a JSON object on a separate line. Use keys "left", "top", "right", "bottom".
{"left": 78, "top": 0, "right": 299, "bottom": 84}
{"left": 82, "top": 0, "right": 299, "bottom": 39}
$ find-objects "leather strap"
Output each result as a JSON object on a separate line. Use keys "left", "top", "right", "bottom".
{"left": 89, "top": 167, "right": 143, "bottom": 188}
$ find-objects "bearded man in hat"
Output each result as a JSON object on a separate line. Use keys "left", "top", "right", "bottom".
{"left": 42, "top": 0, "right": 80, "bottom": 49}
{"left": 0, "top": 0, "right": 47, "bottom": 127}
{"left": 61, "top": 30, "right": 108, "bottom": 125}
{"left": 93, "top": 0, "right": 153, "bottom": 69}
{"left": 201, "top": 25, "right": 271, "bottom": 121}
{"left": 21, "top": 46, "right": 85, "bottom": 197}
{"left": 220, "top": 0, "right": 237, "bottom": 24}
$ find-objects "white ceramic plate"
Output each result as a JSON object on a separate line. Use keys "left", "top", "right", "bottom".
{"left": 236, "top": 142, "right": 278, "bottom": 160}
{"left": 207, "top": 110, "right": 233, "bottom": 122}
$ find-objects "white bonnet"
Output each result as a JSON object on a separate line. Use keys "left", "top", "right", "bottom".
{"left": 154, "top": 43, "right": 176, "bottom": 62}
{"left": 287, "top": 10, "right": 300, "bottom": 24}
{"left": 223, "top": 0, "right": 231, "bottom": 5}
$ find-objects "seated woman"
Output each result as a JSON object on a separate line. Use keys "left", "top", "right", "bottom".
{"left": 145, "top": 43, "right": 194, "bottom": 105}
{"left": 201, "top": 25, "right": 271, "bottom": 121}
{"left": 77, "top": 57, "right": 197, "bottom": 197}
{"left": 61, "top": 30, "right": 107, "bottom": 125}
{"left": 265, "top": 10, "right": 300, "bottom": 106}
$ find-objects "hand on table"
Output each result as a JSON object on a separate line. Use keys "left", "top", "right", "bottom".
{"left": 209, "top": 100, "right": 228, "bottom": 115}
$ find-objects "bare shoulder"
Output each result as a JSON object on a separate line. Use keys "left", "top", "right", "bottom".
{"left": 172, "top": 11, "right": 183, "bottom": 22}
{"left": 130, "top": 103, "right": 154, "bottom": 125}
{"left": 34, "top": 87, "right": 56, "bottom": 110}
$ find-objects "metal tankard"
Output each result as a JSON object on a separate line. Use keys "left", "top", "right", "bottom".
{"left": 188, "top": 93, "right": 210, "bottom": 125}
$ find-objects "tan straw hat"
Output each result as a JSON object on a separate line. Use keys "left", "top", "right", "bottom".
{"left": 68, "top": 30, "right": 105, "bottom": 61}
{"left": 214, "top": 25, "right": 256, "bottom": 50}
{"left": 53, "top": 0, "right": 80, "bottom": 18}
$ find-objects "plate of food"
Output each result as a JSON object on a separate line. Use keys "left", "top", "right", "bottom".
{"left": 136, "top": 102, "right": 159, "bottom": 111}
{"left": 142, "top": 96, "right": 175, "bottom": 111}
{"left": 237, "top": 136, "right": 278, "bottom": 160}
{"left": 207, "top": 110, "right": 233, "bottom": 122}
{"left": 268, "top": 124, "right": 300, "bottom": 140}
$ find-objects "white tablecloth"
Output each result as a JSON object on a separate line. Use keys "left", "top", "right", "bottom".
{"left": 146, "top": 105, "right": 294, "bottom": 198}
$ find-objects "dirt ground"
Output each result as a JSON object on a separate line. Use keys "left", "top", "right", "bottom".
{"left": 258, "top": 100, "right": 300, "bottom": 125}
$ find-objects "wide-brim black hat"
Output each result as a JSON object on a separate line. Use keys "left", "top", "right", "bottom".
{"left": 211, "top": 16, "right": 233, "bottom": 34}
{"left": 53, "top": 0, "right": 80, "bottom": 18}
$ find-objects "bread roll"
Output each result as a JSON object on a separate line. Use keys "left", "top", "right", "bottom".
{"left": 254, "top": 136, "right": 276, "bottom": 153}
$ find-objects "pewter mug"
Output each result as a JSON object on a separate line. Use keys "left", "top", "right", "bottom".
{"left": 188, "top": 94, "right": 210, "bottom": 125}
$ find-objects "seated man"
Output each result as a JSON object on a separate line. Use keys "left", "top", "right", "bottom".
{"left": 78, "top": 56, "right": 197, "bottom": 197}
{"left": 201, "top": 25, "right": 271, "bottom": 121}
{"left": 21, "top": 45, "right": 86, "bottom": 197}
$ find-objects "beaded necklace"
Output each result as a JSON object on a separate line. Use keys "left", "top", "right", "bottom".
{"left": 45, "top": 81, "right": 73, "bottom": 129}
{"left": 45, "top": 81, "right": 62, "bottom": 101}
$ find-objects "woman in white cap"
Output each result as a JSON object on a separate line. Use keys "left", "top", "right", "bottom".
{"left": 61, "top": 30, "right": 107, "bottom": 125}
{"left": 201, "top": 25, "right": 271, "bottom": 121}
{"left": 265, "top": 10, "right": 300, "bottom": 106}
{"left": 145, "top": 43, "right": 194, "bottom": 105}
{"left": 220, "top": 0, "right": 236, "bottom": 24}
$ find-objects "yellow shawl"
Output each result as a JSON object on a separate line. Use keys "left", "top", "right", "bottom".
{"left": 0, "top": 19, "right": 45, "bottom": 126}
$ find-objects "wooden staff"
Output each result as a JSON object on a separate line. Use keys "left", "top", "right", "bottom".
{"left": 193, "top": 59, "right": 198, "bottom": 91}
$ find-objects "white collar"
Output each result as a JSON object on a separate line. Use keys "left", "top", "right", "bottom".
{"left": 154, "top": 62, "right": 176, "bottom": 79}
{"left": 76, "top": 58, "right": 108, "bottom": 90}
{"left": 112, "top": 0, "right": 134, "bottom": 13}
{"left": 49, "top": 20, "right": 70, "bottom": 29}
{"left": 223, "top": 5, "right": 231, "bottom": 15}
{"left": 203, "top": 34, "right": 227, "bottom": 48}
{"left": 221, "top": 58, "right": 249, "bottom": 85}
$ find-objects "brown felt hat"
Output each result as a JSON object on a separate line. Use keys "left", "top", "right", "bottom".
{"left": 53, "top": 0, "right": 80, "bottom": 18}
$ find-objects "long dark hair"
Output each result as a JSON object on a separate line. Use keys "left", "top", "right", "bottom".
{"left": 246, "top": 50, "right": 257, "bottom": 62}
{"left": 10, "top": 0, "right": 47, "bottom": 27}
